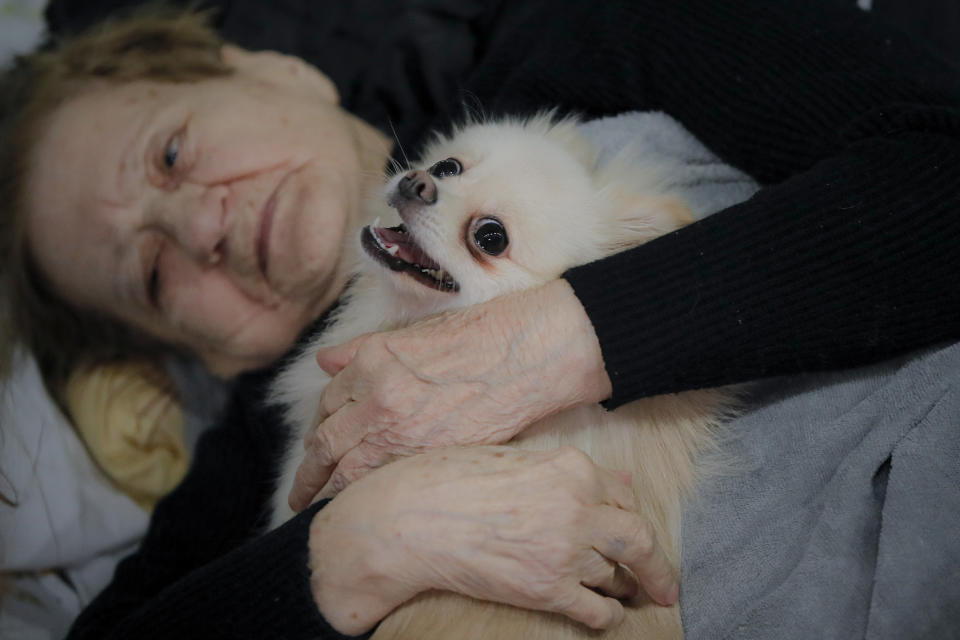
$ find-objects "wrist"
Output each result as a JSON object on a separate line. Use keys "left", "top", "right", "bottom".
{"left": 308, "top": 502, "right": 393, "bottom": 633}
{"left": 307, "top": 480, "right": 425, "bottom": 635}
{"left": 536, "top": 278, "right": 613, "bottom": 406}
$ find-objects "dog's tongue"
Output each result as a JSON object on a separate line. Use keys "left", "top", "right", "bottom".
{"left": 372, "top": 226, "right": 441, "bottom": 269}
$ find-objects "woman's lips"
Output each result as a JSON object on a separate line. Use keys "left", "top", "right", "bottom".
{"left": 257, "top": 192, "right": 277, "bottom": 279}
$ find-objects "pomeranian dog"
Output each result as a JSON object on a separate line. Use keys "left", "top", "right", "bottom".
{"left": 269, "top": 112, "right": 755, "bottom": 639}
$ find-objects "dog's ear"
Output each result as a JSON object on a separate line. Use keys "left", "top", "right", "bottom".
{"left": 538, "top": 115, "right": 598, "bottom": 171}
{"left": 601, "top": 193, "right": 694, "bottom": 253}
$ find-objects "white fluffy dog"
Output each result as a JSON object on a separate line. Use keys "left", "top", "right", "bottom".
{"left": 270, "top": 113, "right": 751, "bottom": 639}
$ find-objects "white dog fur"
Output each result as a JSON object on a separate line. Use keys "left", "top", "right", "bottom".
{"left": 269, "top": 112, "right": 754, "bottom": 639}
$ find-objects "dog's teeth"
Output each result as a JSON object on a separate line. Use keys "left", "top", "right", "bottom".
{"left": 371, "top": 216, "right": 381, "bottom": 228}
{"left": 386, "top": 245, "right": 399, "bottom": 256}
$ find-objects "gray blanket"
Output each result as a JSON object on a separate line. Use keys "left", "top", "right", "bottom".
{"left": 682, "top": 343, "right": 960, "bottom": 639}
{"left": 579, "top": 112, "right": 960, "bottom": 639}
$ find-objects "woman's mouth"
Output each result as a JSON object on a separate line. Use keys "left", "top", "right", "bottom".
{"left": 361, "top": 224, "right": 459, "bottom": 292}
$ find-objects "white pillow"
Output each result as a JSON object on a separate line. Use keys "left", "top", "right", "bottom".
{"left": 1, "top": 348, "right": 148, "bottom": 638}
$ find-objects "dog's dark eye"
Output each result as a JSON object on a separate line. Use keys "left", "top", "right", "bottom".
{"left": 427, "top": 158, "right": 462, "bottom": 179}
{"left": 473, "top": 217, "right": 508, "bottom": 255}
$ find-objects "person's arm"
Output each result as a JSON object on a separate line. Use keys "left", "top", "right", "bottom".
{"left": 307, "top": 445, "right": 677, "bottom": 635}
{"left": 468, "top": 0, "right": 960, "bottom": 405}
{"left": 66, "top": 370, "right": 356, "bottom": 640}
{"left": 69, "top": 366, "right": 674, "bottom": 638}
{"left": 289, "top": 0, "right": 960, "bottom": 497}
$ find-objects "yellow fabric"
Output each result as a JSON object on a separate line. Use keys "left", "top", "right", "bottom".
{"left": 64, "top": 362, "right": 189, "bottom": 511}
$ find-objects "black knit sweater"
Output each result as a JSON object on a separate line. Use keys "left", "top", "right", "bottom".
{"left": 63, "top": 0, "right": 960, "bottom": 638}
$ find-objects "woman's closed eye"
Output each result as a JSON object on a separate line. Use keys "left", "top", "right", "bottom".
{"left": 143, "top": 237, "right": 166, "bottom": 308}
{"left": 147, "top": 261, "right": 161, "bottom": 306}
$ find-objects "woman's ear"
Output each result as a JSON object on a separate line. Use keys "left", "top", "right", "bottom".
{"left": 221, "top": 45, "right": 340, "bottom": 105}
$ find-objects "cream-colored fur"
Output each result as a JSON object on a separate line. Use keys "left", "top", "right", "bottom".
{"left": 269, "top": 113, "right": 745, "bottom": 639}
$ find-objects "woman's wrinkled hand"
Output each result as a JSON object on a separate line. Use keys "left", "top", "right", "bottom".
{"left": 289, "top": 279, "right": 613, "bottom": 511}
{"left": 308, "top": 446, "right": 678, "bottom": 636}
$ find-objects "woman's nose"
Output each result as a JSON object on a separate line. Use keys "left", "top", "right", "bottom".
{"left": 154, "top": 184, "right": 231, "bottom": 263}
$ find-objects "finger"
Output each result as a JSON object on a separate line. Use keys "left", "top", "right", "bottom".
{"left": 288, "top": 408, "right": 371, "bottom": 511}
{"left": 597, "top": 469, "right": 637, "bottom": 512}
{"left": 580, "top": 551, "right": 640, "bottom": 602}
{"left": 289, "top": 448, "right": 336, "bottom": 512}
{"left": 593, "top": 507, "right": 679, "bottom": 606}
{"left": 315, "top": 337, "right": 364, "bottom": 377}
{"left": 314, "top": 359, "right": 359, "bottom": 424}
{"left": 314, "top": 444, "right": 390, "bottom": 501}
{"left": 612, "top": 470, "right": 633, "bottom": 488}
{"left": 551, "top": 585, "right": 625, "bottom": 630}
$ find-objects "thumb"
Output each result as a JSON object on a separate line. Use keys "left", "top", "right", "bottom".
{"left": 315, "top": 337, "right": 364, "bottom": 376}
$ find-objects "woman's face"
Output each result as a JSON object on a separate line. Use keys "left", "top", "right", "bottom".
{"left": 27, "top": 48, "right": 390, "bottom": 376}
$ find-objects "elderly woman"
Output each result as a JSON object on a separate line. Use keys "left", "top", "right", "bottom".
{"left": 2, "top": 0, "right": 959, "bottom": 637}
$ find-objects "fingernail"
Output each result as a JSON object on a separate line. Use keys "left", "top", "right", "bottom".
{"left": 611, "top": 603, "right": 625, "bottom": 627}
{"left": 288, "top": 494, "right": 304, "bottom": 513}
{"left": 662, "top": 580, "right": 680, "bottom": 606}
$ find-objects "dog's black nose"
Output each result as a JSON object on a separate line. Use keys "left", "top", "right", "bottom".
{"left": 397, "top": 170, "right": 437, "bottom": 205}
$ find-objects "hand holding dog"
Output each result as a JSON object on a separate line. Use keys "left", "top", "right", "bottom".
{"left": 289, "top": 278, "right": 613, "bottom": 510}
{"left": 309, "top": 445, "right": 678, "bottom": 635}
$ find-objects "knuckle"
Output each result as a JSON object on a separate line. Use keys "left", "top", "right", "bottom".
{"left": 342, "top": 453, "right": 374, "bottom": 478}
{"left": 352, "top": 445, "right": 379, "bottom": 466}
{"left": 310, "top": 429, "right": 337, "bottom": 466}
{"left": 363, "top": 429, "right": 399, "bottom": 453}
{"left": 548, "top": 587, "right": 606, "bottom": 629}
{"left": 329, "top": 472, "right": 349, "bottom": 494}
{"left": 583, "top": 551, "right": 612, "bottom": 581}
{"left": 556, "top": 445, "right": 594, "bottom": 470}
{"left": 532, "top": 580, "right": 568, "bottom": 607}
{"left": 371, "top": 384, "right": 411, "bottom": 423}
{"left": 370, "top": 385, "right": 396, "bottom": 412}
{"left": 629, "top": 519, "right": 656, "bottom": 559}
{"left": 551, "top": 538, "right": 578, "bottom": 566}
{"left": 357, "top": 334, "right": 387, "bottom": 363}
{"left": 580, "top": 605, "right": 607, "bottom": 630}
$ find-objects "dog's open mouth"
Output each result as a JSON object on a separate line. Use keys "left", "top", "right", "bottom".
{"left": 361, "top": 224, "right": 459, "bottom": 292}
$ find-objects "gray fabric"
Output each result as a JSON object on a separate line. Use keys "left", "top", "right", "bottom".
{"left": 681, "top": 342, "right": 960, "bottom": 639}
{"left": 578, "top": 111, "right": 759, "bottom": 221}
{"left": 579, "top": 109, "right": 959, "bottom": 638}
{"left": 164, "top": 355, "right": 231, "bottom": 452}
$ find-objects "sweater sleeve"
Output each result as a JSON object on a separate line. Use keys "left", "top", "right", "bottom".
{"left": 66, "top": 371, "right": 363, "bottom": 640}
{"left": 465, "top": 0, "right": 960, "bottom": 406}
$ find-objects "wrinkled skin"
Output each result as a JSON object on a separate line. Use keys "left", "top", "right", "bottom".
{"left": 309, "top": 446, "right": 677, "bottom": 635}
{"left": 27, "top": 46, "right": 390, "bottom": 376}
{"left": 290, "top": 279, "right": 613, "bottom": 509}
